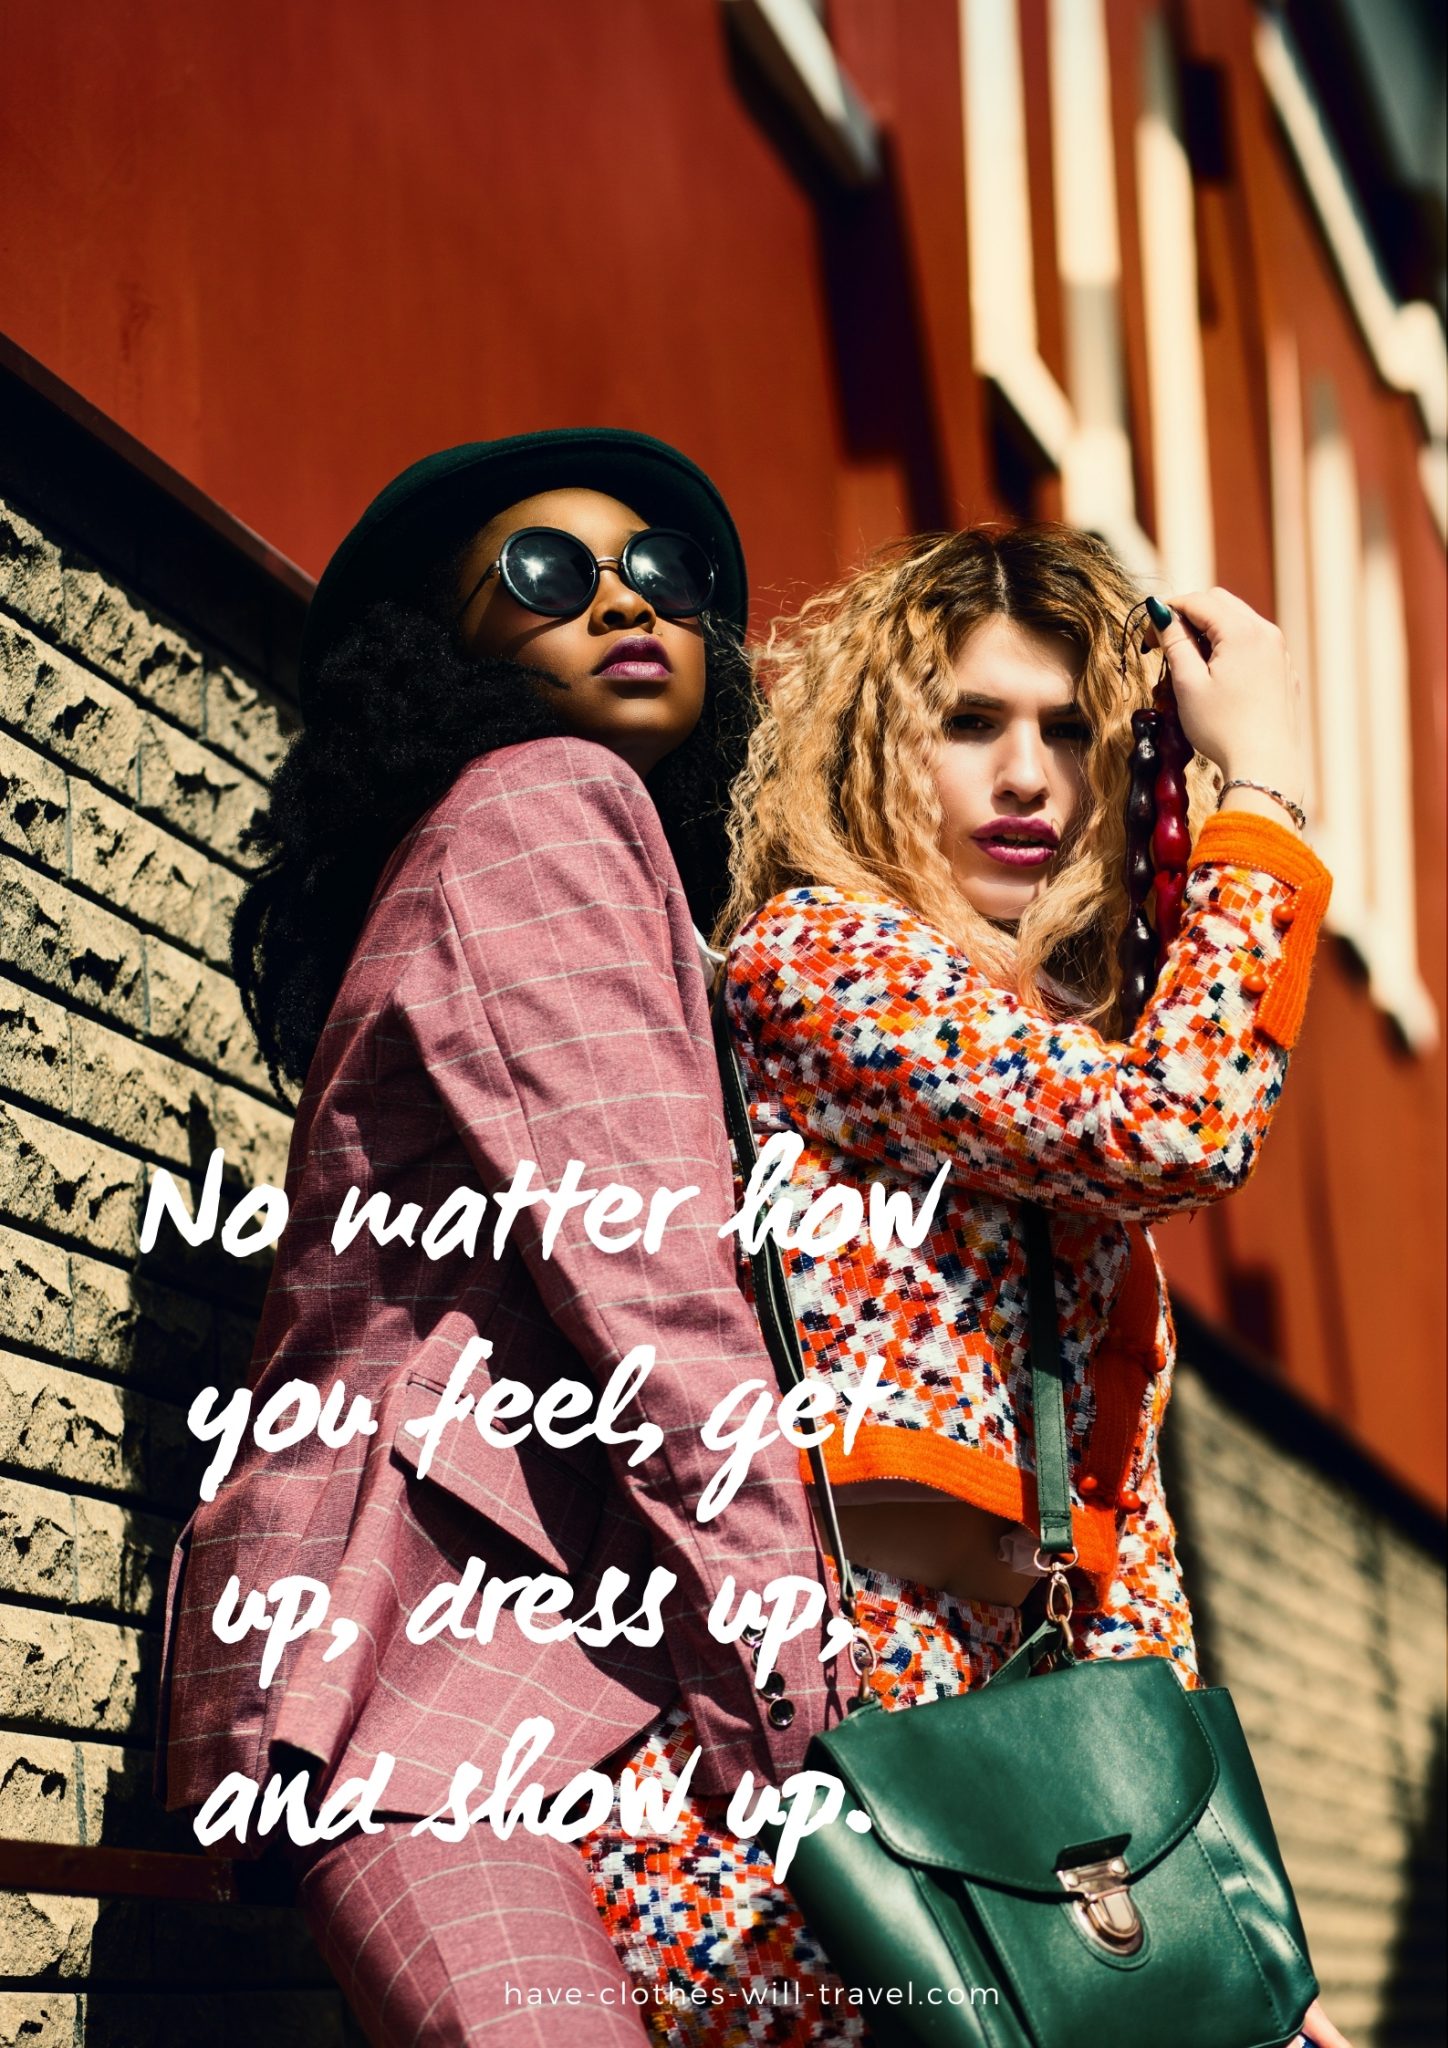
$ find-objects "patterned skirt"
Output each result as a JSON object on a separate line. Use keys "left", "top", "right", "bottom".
{"left": 581, "top": 1566, "right": 1021, "bottom": 2046}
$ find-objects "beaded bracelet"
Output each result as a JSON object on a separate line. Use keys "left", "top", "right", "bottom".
{"left": 1216, "top": 779, "right": 1306, "bottom": 832}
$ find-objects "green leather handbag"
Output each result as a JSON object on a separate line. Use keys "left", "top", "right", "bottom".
{"left": 714, "top": 996, "right": 1319, "bottom": 2048}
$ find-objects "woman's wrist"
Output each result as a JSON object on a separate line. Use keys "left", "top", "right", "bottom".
{"left": 1217, "top": 752, "right": 1302, "bottom": 794}
{"left": 1216, "top": 779, "right": 1305, "bottom": 833}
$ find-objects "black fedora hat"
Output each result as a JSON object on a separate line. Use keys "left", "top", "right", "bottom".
{"left": 298, "top": 426, "right": 748, "bottom": 717}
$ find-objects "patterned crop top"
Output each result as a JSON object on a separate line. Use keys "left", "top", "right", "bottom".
{"left": 723, "top": 812, "right": 1332, "bottom": 1681}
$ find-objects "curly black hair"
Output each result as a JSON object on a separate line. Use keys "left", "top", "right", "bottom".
{"left": 233, "top": 561, "right": 759, "bottom": 1097}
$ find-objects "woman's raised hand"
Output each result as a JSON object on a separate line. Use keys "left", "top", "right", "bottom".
{"left": 1295, "top": 1993, "right": 1356, "bottom": 2048}
{"left": 1153, "top": 588, "right": 1307, "bottom": 822}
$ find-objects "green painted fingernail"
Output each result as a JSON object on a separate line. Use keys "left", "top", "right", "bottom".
{"left": 1145, "top": 596, "right": 1173, "bottom": 630}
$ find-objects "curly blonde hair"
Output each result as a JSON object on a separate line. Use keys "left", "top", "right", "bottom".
{"left": 715, "top": 523, "right": 1215, "bottom": 1032}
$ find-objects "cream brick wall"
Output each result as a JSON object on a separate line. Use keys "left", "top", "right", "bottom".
{"left": 0, "top": 493, "right": 357, "bottom": 2042}
{"left": 1167, "top": 1365, "right": 1447, "bottom": 2047}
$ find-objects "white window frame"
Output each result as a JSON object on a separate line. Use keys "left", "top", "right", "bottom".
{"left": 723, "top": 0, "right": 880, "bottom": 186}
{"left": 1255, "top": 11, "right": 1447, "bottom": 540}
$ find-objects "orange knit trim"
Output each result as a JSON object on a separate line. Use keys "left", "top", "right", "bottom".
{"left": 1188, "top": 811, "right": 1333, "bottom": 1049}
{"left": 1082, "top": 1224, "right": 1158, "bottom": 1498}
{"left": 1106, "top": 1224, "right": 1160, "bottom": 1374}
{"left": 1189, "top": 809, "right": 1327, "bottom": 889}
{"left": 801, "top": 1424, "right": 1117, "bottom": 1604}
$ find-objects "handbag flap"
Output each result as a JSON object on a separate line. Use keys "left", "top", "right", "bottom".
{"left": 817, "top": 1657, "right": 1218, "bottom": 1897}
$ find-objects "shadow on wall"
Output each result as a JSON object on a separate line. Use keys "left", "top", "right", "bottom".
{"left": 813, "top": 130, "right": 952, "bottom": 538}
{"left": 722, "top": 28, "right": 954, "bottom": 548}
{"left": 57, "top": 1907, "right": 358, "bottom": 2047}
{"left": 1379, "top": 1710, "right": 1447, "bottom": 2047}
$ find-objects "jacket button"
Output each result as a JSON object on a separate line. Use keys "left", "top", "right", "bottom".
{"left": 1117, "top": 1487, "right": 1143, "bottom": 1513}
{"left": 759, "top": 1672, "right": 786, "bottom": 1700}
{"left": 1271, "top": 902, "right": 1296, "bottom": 930}
{"left": 1241, "top": 970, "right": 1269, "bottom": 996}
{"left": 1079, "top": 1474, "right": 1100, "bottom": 1497}
{"left": 741, "top": 1626, "right": 765, "bottom": 1647}
{"left": 767, "top": 1698, "right": 796, "bottom": 1730}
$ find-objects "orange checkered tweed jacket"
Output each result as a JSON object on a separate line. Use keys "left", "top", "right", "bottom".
{"left": 724, "top": 812, "right": 1332, "bottom": 1685}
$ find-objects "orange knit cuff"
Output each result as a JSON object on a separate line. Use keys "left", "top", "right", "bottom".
{"left": 799, "top": 1424, "right": 1119, "bottom": 1604}
{"left": 1188, "top": 811, "right": 1333, "bottom": 1049}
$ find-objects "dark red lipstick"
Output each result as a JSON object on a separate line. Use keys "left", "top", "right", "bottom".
{"left": 593, "top": 636, "right": 671, "bottom": 680}
{"left": 972, "top": 818, "right": 1060, "bottom": 868}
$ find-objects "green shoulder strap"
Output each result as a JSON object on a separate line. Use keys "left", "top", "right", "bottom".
{"left": 711, "top": 986, "right": 862, "bottom": 1624}
{"left": 1022, "top": 1199, "right": 1074, "bottom": 1560}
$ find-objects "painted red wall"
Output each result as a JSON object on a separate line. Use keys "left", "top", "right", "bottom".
{"left": 0, "top": 0, "right": 988, "bottom": 609}
{"left": 2, "top": 0, "right": 1442, "bottom": 1504}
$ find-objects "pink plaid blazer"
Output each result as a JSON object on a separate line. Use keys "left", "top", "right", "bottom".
{"left": 160, "top": 737, "right": 837, "bottom": 1835}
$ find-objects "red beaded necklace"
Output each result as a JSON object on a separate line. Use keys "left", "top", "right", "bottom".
{"left": 1117, "top": 601, "right": 1193, "bottom": 1033}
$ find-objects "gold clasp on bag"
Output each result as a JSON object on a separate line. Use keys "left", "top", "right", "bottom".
{"left": 1057, "top": 1856, "right": 1144, "bottom": 1956}
{"left": 1034, "top": 1547, "right": 1077, "bottom": 1667}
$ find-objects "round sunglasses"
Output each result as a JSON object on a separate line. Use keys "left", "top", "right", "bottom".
{"left": 456, "top": 525, "right": 715, "bottom": 625}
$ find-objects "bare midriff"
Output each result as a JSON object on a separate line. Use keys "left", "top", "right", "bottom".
{"left": 832, "top": 1495, "right": 1043, "bottom": 1607}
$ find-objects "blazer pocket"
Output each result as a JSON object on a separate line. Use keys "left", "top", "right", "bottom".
{"left": 389, "top": 1374, "right": 604, "bottom": 1576}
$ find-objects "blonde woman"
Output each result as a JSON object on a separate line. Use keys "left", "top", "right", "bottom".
{"left": 692, "top": 524, "right": 1348, "bottom": 2048}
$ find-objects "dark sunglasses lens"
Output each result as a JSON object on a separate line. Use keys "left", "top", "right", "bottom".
{"left": 501, "top": 530, "right": 596, "bottom": 616}
{"left": 624, "top": 531, "right": 714, "bottom": 617}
